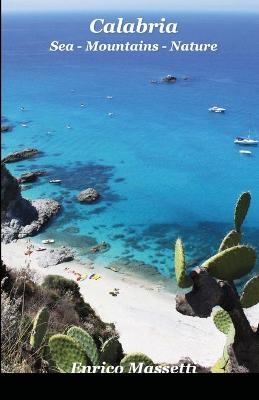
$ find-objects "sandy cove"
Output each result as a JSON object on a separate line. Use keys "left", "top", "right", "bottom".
{"left": 2, "top": 238, "right": 259, "bottom": 367}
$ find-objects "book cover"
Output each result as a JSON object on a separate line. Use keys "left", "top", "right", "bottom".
{"left": 1, "top": 0, "right": 259, "bottom": 374}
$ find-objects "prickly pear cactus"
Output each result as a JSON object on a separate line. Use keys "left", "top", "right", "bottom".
{"left": 49, "top": 334, "right": 89, "bottom": 373}
{"left": 223, "top": 324, "right": 235, "bottom": 371}
{"left": 30, "top": 307, "right": 49, "bottom": 350}
{"left": 202, "top": 245, "right": 256, "bottom": 281}
{"left": 211, "top": 324, "right": 235, "bottom": 373}
{"left": 120, "top": 353, "right": 154, "bottom": 373}
{"left": 234, "top": 192, "right": 251, "bottom": 232}
{"left": 66, "top": 326, "right": 98, "bottom": 365}
{"left": 174, "top": 238, "right": 192, "bottom": 288}
{"left": 240, "top": 275, "right": 259, "bottom": 308}
{"left": 212, "top": 308, "right": 232, "bottom": 335}
{"left": 211, "top": 356, "right": 228, "bottom": 373}
{"left": 99, "top": 337, "right": 122, "bottom": 366}
{"left": 218, "top": 230, "right": 241, "bottom": 252}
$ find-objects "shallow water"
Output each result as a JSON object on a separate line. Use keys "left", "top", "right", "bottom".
{"left": 2, "top": 12, "right": 259, "bottom": 286}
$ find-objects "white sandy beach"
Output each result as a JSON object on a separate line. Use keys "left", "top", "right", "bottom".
{"left": 2, "top": 238, "right": 258, "bottom": 367}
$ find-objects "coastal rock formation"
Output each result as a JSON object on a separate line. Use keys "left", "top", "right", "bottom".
{"left": 17, "top": 170, "right": 46, "bottom": 184}
{"left": 1, "top": 125, "right": 13, "bottom": 133}
{"left": 77, "top": 188, "right": 100, "bottom": 203}
{"left": 36, "top": 247, "right": 74, "bottom": 268}
{"left": 2, "top": 148, "right": 41, "bottom": 163}
{"left": 1, "top": 164, "right": 60, "bottom": 243}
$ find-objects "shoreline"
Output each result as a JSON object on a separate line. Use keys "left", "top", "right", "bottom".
{"left": 1, "top": 238, "right": 258, "bottom": 367}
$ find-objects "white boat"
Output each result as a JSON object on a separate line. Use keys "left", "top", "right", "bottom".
{"left": 234, "top": 136, "right": 258, "bottom": 146}
{"left": 106, "top": 96, "right": 113, "bottom": 99}
{"left": 239, "top": 150, "right": 252, "bottom": 155}
{"left": 49, "top": 179, "right": 62, "bottom": 183}
{"left": 208, "top": 106, "right": 226, "bottom": 113}
{"left": 36, "top": 246, "right": 47, "bottom": 251}
{"left": 42, "top": 239, "right": 55, "bottom": 244}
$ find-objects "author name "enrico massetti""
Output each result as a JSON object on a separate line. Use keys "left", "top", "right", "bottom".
{"left": 71, "top": 362, "right": 197, "bottom": 373}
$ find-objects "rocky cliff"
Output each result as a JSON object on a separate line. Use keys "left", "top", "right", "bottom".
{"left": 1, "top": 164, "right": 60, "bottom": 243}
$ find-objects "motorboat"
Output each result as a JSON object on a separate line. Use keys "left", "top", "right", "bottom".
{"left": 208, "top": 106, "right": 226, "bottom": 113}
{"left": 234, "top": 136, "right": 258, "bottom": 146}
{"left": 35, "top": 246, "right": 47, "bottom": 251}
{"left": 239, "top": 150, "right": 252, "bottom": 155}
{"left": 42, "top": 239, "right": 55, "bottom": 244}
{"left": 106, "top": 96, "right": 113, "bottom": 99}
{"left": 49, "top": 179, "right": 62, "bottom": 183}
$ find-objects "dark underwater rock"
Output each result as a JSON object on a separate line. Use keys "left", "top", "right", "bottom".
{"left": 2, "top": 148, "right": 41, "bottom": 163}
{"left": 17, "top": 170, "right": 46, "bottom": 184}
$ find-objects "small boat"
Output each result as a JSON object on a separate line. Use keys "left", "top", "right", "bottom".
{"left": 239, "top": 150, "right": 252, "bottom": 155}
{"left": 66, "top": 124, "right": 72, "bottom": 129}
{"left": 36, "top": 246, "right": 47, "bottom": 251}
{"left": 234, "top": 137, "right": 258, "bottom": 146}
{"left": 107, "top": 112, "right": 114, "bottom": 116}
{"left": 208, "top": 106, "right": 226, "bottom": 113}
{"left": 42, "top": 239, "right": 55, "bottom": 244}
{"left": 49, "top": 179, "right": 62, "bottom": 184}
{"left": 21, "top": 123, "right": 28, "bottom": 127}
{"left": 106, "top": 96, "right": 113, "bottom": 99}
{"left": 162, "top": 75, "right": 177, "bottom": 83}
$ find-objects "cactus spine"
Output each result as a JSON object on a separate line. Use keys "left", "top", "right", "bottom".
{"left": 174, "top": 238, "right": 192, "bottom": 288}
{"left": 234, "top": 192, "right": 251, "bottom": 232}
{"left": 30, "top": 307, "right": 49, "bottom": 350}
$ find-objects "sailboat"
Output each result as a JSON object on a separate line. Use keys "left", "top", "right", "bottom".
{"left": 234, "top": 115, "right": 258, "bottom": 146}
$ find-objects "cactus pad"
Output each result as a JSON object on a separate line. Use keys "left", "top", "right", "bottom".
{"left": 120, "top": 353, "right": 154, "bottom": 372}
{"left": 212, "top": 308, "right": 232, "bottom": 335}
{"left": 49, "top": 334, "right": 89, "bottom": 373}
{"left": 174, "top": 238, "right": 192, "bottom": 288}
{"left": 211, "top": 356, "right": 228, "bottom": 373}
{"left": 218, "top": 230, "right": 241, "bottom": 252}
{"left": 202, "top": 245, "right": 256, "bottom": 281}
{"left": 223, "top": 324, "right": 235, "bottom": 362}
{"left": 30, "top": 307, "right": 49, "bottom": 350}
{"left": 67, "top": 326, "right": 98, "bottom": 365}
{"left": 99, "top": 337, "right": 122, "bottom": 366}
{"left": 240, "top": 275, "right": 259, "bottom": 308}
{"left": 234, "top": 192, "right": 251, "bottom": 232}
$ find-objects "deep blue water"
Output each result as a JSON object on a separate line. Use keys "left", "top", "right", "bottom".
{"left": 2, "top": 12, "right": 259, "bottom": 281}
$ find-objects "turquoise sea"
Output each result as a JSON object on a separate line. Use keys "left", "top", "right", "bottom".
{"left": 2, "top": 12, "right": 259, "bottom": 283}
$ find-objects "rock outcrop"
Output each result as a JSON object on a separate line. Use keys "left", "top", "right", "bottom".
{"left": 36, "top": 247, "right": 74, "bottom": 268}
{"left": 17, "top": 170, "right": 46, "bottom": 184}
{"left": 1, "top": 164, "right": 60, "bottom": 243}
{"left": 77, "top": 188, "right": 100, "bottom": 203}
{"left": 1, "top": 125, "right": 13, "bottom": 133}
{"left": 2, "top": 148, "right": 41, "bottom": 163}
